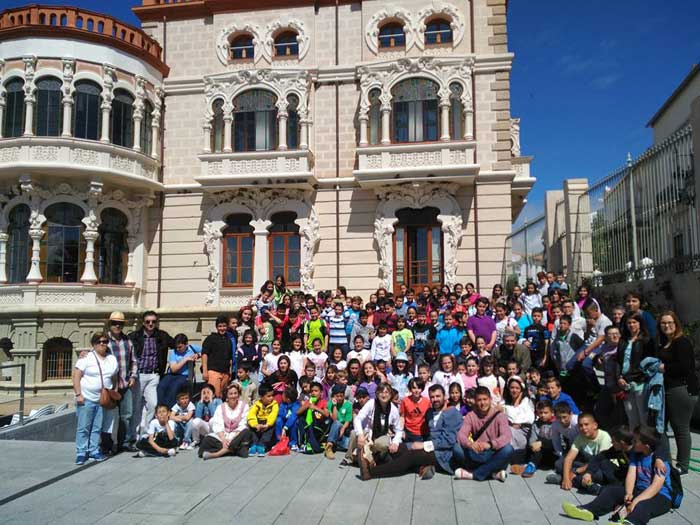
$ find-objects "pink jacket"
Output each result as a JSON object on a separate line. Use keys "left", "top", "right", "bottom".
{"left": 457, "top": 407, "right": 512, "bottom": 450}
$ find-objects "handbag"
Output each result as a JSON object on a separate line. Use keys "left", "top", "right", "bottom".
{"left": 93, "top": 351, "right": 122, "bottom": 409}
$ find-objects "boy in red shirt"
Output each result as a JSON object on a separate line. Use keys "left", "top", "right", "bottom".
{"left": 400, "top": 378, "right": 431, "bottom": 442}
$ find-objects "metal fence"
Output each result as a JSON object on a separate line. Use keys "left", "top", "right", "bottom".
{"left": 505, "top": 214, "right": 546, "bottom": 286}
{"left": 585, "top": 124, "right": 698, "bottom": 284}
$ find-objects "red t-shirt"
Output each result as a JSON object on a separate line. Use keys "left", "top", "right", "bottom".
{"left": 400, "top": 396, "right": 430, "bottom": 436}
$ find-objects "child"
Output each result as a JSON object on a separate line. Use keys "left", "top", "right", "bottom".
{"left": 476, "top": 355, "right": 505, "bottom": 405}
{"left": 136, "top": 404, "right": 178, "bottom": 458}
{"left": 542, "top": 376, "right": 580, "bottom": 415}
{"left": 275, "top": 386, "right": 301, "bottom": 452}
{"left": 457, "top": 337, "right": 474, "bottom": 364}
{"left": 562, "top": 426, "right": 675, "bottom": 525}
{"left": 299, "top": 382, "right": 330, "bottom": 454}
{"left": 411, "top": 308, "right": 436, "bottom": 365}
{"left": 522, "top": 307, "right": 550, "bottom": 368}
{"left": 170, "top": 390, "right": 195, "bottom": 450}
{"left": 399, "top": 378, "right": 430, "bottom": 442}
{"left": 304, "top": 306, "right": 328, "bottom": 352}
{"left": 448, "top": 382, "right": 468, "bottom": 416}
{"left": 512, "top": 399, "right": 555, "bottom": 477}
{"left": 246, "top": 385, "right": 280, "bottom": 457}
{"left": 417, "top": 362, "right": 434, "bottom": 398}
{"left": 347, "top": 335, "right": 372, "bottom": 365}
{"left": 388, "top": 352, "right": 413, "bottom": 400}
{"left": 525, "top": 367, "right": 541, "bottom": 400}
{"left": 191, "top": 383, "right": 222, "bottom": 446}
{"left": 462, "top": 356, "right": 479, "bottom": 390}
{"left": 391, "top": 316, "right": 414, "bottom": 355}
{"left": 261, "top": 339, "right": 283, "bottom": 378}
{"left": 557, "top": 413, "right": 612, "bottom": 490}
{"left": 329, "top": 346, "right": 347, "bottom": 371}
{"left": 298, "top": 376, "right": 312, "bottom": 403}
{"left": 233, "top": 363, "right": 258, "bottom": 407}
{"left": 335, "top": 369, "right": 354, "bottom": 403}
{"left": 549, "top": 402, "right": 580, "bottom": 480}
{"left": 327, "top": 302, "right": 349, "bottom": 355}
{"left": 325, "top": 384, "right": 353, "bottom": 458}
{"left": 307, "top": 338, "right": 328, "bottom": 381}
{"left": 321, "top": 365, "right": 338, "bottom": 399}
{"left": 257, "top": 344, "right": 269, "bottom": 383}
{"left": 371, "top": 322, "right": 393, "bottom": 362}
{"left": 237, "top": 330, "right": 260, "bottom": 371}
{"left": 350, "top": 311, "right": 375, "bottom": 351}
{"left": 505, "top": 360, "right": 520, "bottom": 379}
{"left": 288, "top": 336, "right": 307, "bottom": 379}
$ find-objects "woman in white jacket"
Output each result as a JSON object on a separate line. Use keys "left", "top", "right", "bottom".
{"left": 199, "top": 383, "right": 253, "bottom": 460}
{"left": 502, "top": 376, "right": 535, "bottom": 453}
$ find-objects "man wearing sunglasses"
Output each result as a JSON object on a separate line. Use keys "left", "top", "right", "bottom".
{"left": 128, "top": 311, "right": 174, "bottom": 441}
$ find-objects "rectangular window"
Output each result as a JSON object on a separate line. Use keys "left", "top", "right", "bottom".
{"left": 223, "top": 234, "right": 254, "bottom": 286}
{"left": 269, "top": 233, "right": 300, "bottom": 286}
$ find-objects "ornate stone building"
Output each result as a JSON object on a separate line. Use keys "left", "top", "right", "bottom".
{"left": 0, "top": 0, "right": 533, "bottom": 392}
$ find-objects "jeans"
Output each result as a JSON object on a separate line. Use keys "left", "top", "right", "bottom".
{"left": 453, "top": 443, "right": 514, "bottom": 481}
{"left": 251, "top": 427, "right": 275, "bottom": 450}
{"left": 157, "top": 374, "right": 189, "bottom": 408}
{"left": 101, "top": 386, "right": 134, "bottom": 448}
{"left": 275, "top": 416, "right": 299, "bottom": 447}
{"left": 666, "top": 386, "right": 697, "bottom": 470}
{"left": 623, "top": 387, "right": 648, "bottom": 429}
{"left": 76, "top": 399, "right": 103, "bottom": 458}
{"left": 131, "top": 373, "right": 160, "bottom": 440}
{"left": 403, "top": 430, "right": 428, "bottom": 443}
{"left": 174, "top": 420, "right": 193, "bottom": 444}
{"left": 327, "top": 420, "right": 350, "bottom": 450}
{"left": 581, "top": 485, "right": 671, "bottom": 525}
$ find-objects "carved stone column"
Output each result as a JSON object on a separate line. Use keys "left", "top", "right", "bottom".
{"left": 0, "top": 232, "right": 8, "bottom": 284}
{"left": 203, "top": 124, "right": 212, "bottom": 153}
{"left": 0, "top": 58, "right": 5, "bottom": 139}
{"left": 439, "top": 93, "right": 451, "bottom": 142}
{"left": 278, "top": 114, "right": 288, "bottom": 151}
{"left": 250, "top": 219, "right": 272, "bottom": 293}
{"left": 132, "top": 77, "right": 146, "bottom": 153}
{"left": 380, "top": 92, "right": 392, "bottom": 145}
{"left": 299, "top": 119, "right": 309, "bottom": 150}
{"left": 100, "top": 65, "right": 115, "bottom": 143}
{"left": 80, "top": 229, "right": 99, "bottom": 284}
{"left": 124, "top": 235, "right": 137, "bottom": 285}
{"left": 297, "top": 209, "right": 320, "bottom": 293}
{"left": 151, "top": 87, "right": 163, "bottom": 158}
{"left": 61, "top": 58, "right": 75, "bottom": 138}
{"left": 26, "top": 226, "right": 44, "bottom": 283}
{"left": 203, "top": 220, "right": 226, "bottom": 306}
{"left": 358, "top": 115, "right": 369, "bottom": 147}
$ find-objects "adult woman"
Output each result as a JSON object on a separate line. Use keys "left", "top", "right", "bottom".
{"left": 502, "top": 376, "right": 534, "bottom": 455}
{"left": 157, "top": 333, "right": 199, "bottom": 408}
{"left": 353, "top": 383, "right": 403, "bottom": 473}
{"left": 616, "top": 313, "right": 656, "bottom": 429}
{"left": 264, "top": 354, "right": 298, "bottom": 404}
{"left": 433, "top": 354, "right": 465, "bottom": 393}
{"left": 72, "top": 332, "right": 119, "bottom": 464}
{"left": 199, "top": 382, "right": 252, "bottom": 460}
{"left": 657, "top": 311, "right": 698, "bottom": 473}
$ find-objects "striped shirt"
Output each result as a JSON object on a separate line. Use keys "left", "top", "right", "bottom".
{"left": 327, "top": 314, "right": 347, "bottom": 346}
{"left": 108, "top": 332, "right": 137, "bottom": 389}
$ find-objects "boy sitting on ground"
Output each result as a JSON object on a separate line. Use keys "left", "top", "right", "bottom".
{"left": 325, "top": 384, "right": 353, "bottom": 459}
{"left": 511, "top": 399, "right": 555, "bottom": 477}
{"left": 275, "top": 386, "right": 301, "bottom": 452}
{"left": 555, "top": 412, "right": 612, "bottom": 490}
{"left": 170, "top": 390, "right": 195, "bottom": 450}
{"left": 136, "top": 404, "right": 179, "bottom": 458}
{"left": 246, "top": 384, "right": 279, "bottom": 457}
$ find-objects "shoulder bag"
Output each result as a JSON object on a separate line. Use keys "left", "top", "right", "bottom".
{"left": 93, "top": 352, "right": 122, "bottom": 409}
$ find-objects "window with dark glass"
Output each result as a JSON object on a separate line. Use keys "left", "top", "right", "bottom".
{"left": 41, "top": 202, "right": 85, "bottom": 283}
{"left": 73, "top": 80, "right": 101, "bottom": 140}
{"left": 393, "top": 207, "right": 443, "bottom": 292}
{"left": 3, "top": 78, "right": 25, "bottom": 138}
{"left": 97, "top": 208, "right": 128, "bottom": 285}
{"left": 230, "top": 34, "right": 254, "bottom": 60}
{"left": 35, "top": 77, "right": 62, "bottom": 136}
{"left": 211, "top": 99, "right": 225, "bottom": 152}
{"left": 368, "top": 89, "right": 381, "bottom": 145}
{"left": 425, "top": 18, "right": 453, "bottom": 45}
{"left": 449, "top": 82, "right": 464, "bottom": 140}
{"left": 110, "top": 89, "right": 134, "bottom": 147}
{"left": 140, "top": 99, "right": 153, "bottom": 154}
{"left": 7, "top": 204, "right": 31, "bottom": 283}
{"left": 287, "top": 94, "right": 299, "bottom": 149}
{"left": 392, "top": 78, "right": 439, "bottom": 143}
{"left": 223, "top": 213, "right": 254, "bottom": 287}
{"left": 269, "top": 211, "right": 300, "bottom": 285}
{"left": 379, "top": 23, "right": 405, "bottom": 48}
{"left": 233, "top": 90, "right": 277, "bottom": 152}
{"left": 274, "top": 31, "right": 299, "bottom": 57}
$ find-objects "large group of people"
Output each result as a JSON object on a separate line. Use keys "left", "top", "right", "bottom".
{"left": 72, "top": 272, "right": 697, "bottom": 524}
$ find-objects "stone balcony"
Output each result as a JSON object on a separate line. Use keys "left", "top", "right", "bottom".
{"left": 353, "top": 140, "right": 479, "bottom": 188}
{"left": 0, "top": 137, "right": 162, "bottom": 190}
{"left": 196, "top": 149, "right": 316, "bottom": 190}
{"left": 0, "top": 283, "right": 140, "bottom": 309}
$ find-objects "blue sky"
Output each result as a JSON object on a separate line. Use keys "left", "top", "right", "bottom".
{"left": 5, "top": 0, "right": 699, "bottom": 225}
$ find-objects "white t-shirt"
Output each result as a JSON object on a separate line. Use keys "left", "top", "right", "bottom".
{"left": 330, "top": 359, "right": 347, "bottom": 371}
{"left": 307, "top": 351, "right": 328, "bottom": 380}
{"left": 495, "top": 316, "right": 519, "bottom": 347}
{"left": 587, "top": 314, "right": 613, "bottom": 345}
{"left": 171, "top": 401, "right": 195, "bottom": 417}
{"left": 264, "top": 352, "right": 282, "bottom": 375}
{"left": 347, "top": 349, "right": 371, "bottom": 364}
{"left": 371, "top": 334, "right": 392, "bottom": 362}
{"left": 144, "top": 419, "right": 176, "bottom": 438}
{"left": 75, "top": 352, "right": 118, "bottom": 403}
{"left": 288, "top": 351, "right": 306, "bottom": 378}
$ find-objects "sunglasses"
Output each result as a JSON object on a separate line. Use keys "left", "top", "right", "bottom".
{"left": 144, "top": 320, "right": 157, "bottom": 325}
{"left": 98, "top": 339, "right": 109, "bottom": 344}
{"left": 110, "top": 321, "right": 124, "bottom": 326}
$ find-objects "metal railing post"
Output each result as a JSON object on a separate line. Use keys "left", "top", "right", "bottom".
{"left": 627, "top": 152, "right": 640, "bottom": 272}
{"left": 19, "top": 363, "right": 25, "bottom": 425}
{"left": 524, "top": 218, "right": 529, "bottom": 282}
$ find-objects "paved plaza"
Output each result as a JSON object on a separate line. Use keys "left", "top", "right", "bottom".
{"left": 1, "top": 440, "right": 699, "bottom": 524}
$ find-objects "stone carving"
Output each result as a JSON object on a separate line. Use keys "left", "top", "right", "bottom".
{"left": 220, "top": 294, "right": 253, "bottom": 307}
{"left": 22, "top": 55, "right": 37, "bottom": 103}
{"left": 36, "top": 292, "right": 84, "bottom": 304}
{"left": 97, "top": 294, "right": 132, "bottom": 305}
{"left": 441, "top": 215, "right": 463, "bottom": 287}
{"left": 373, "top": 216, "right": 396, "bottom": 290}
{"left": 72, "top": 148, "right": 99, "bottom": 165}
{"left": 203, "top": 221, "right": 225, "bottom": 306}
{"left": 415, "top": 3, "right": 465, "bottom": 50}
{"left": 389, "top": 150, "right": 441, "bottom": 168}
{"left": 0, "top": 293, "right": 22, "bottom": 305}
{"left": 32, "top": 146, "right": 59, "bottom": 162}
{"left": 112, "top": 155, "right": 134, "bottom": 173}
{"left": 298, "top": 207, "right": 320, "bottom": 293}
{"left": 208, "top": 161, "right": 223, "bottom": 175}
{"left": 365, "top": 7, "right": 414, "bottom": 55}
{"left": 101, "top": 63, "right": 116, "bottom": 109}
{"left": 216, "top": 22, "right": 263, "bottom": 65}
{"left": 262, "top": 19, "right": 310, "bottom": 61}
{"left": 0, "top": 147, "right": 20, "bottom": 163}
{"left": 510, "top": 117, "right": 521, "bottom": 157}
{"left": 61, "top": 57, "right": 75, "bottom": 104}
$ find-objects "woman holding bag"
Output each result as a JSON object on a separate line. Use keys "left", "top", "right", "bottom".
{"left": 72, "top": 332, "right": 119, "bottom": 465}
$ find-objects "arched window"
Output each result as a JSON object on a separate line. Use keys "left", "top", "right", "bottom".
{"left": 394, "top": 207, "right": 443, "bottom": 292}
{"left": 35, "top": 77, "right": 62, "bottom": 136}
{"left": 73, "top": 80, "right": 101, "bottom": 140}
{"left": 7, "top": 204, "right": 31, "bottom": 283}
{"left": 41, "top": 202, "right": 85, "bottom": 283}
{"left": 43, "top": 337, "right": 73, "bottom": 381}
{"left": 274, "top": 31, "right": 299, "bottom": 57}
{"left": 287, "top": 94, "right": 300, "bottom": 149}
{"left": 140, "top": 99, "right": 154, "bottom": 154}
{"left": 97, "top": 208, "right": 128, "bottom": 285}
{"left": 110, "top": 89, "right": 134, "bottom": 147}
{"left": 449, "top": 82, "right": 464, "bottom": 140}
{"left": 222, "top": 213, "right": 254, "bottom": 287}
{"left": 368, "top": 89, "right": 381, "bottom": 145}
{"left": 379, "top": 22, "right": 405, "bottom": 49}
{"left": 391, "top": 78, "right": 439, "bottom": 143}
{"left": 425, "top": 18, "right": 453, "bottom": 45}
{"left": 3, "top": 78, "right": 25, "bottom": 138}
{"left": 230, "top": 34, "right": 254, "bottom": 60}
{"left": 269, "top": 211, "right": 300, "bottom": 286}
{"left": 233, "top": 90, "right": 277, "bottom": 152}
{"left": 210, "top": 99, "right": 225, "bottom": 152}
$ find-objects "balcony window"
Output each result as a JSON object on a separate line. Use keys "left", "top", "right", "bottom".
{"left": 35, "top": 77, "right": 62, "bottom": 137}
{"left": 269, "top": 211, "right": 300, "bottom": 286}
{"left": 211, "top": 99, "right": 225, "bottom": 153}
{"left": 110, "top": 89, "right": 134, "bottom": 148}
{"left": 41, "top": 202, "right": 85, "bottom": 283}
{"left": 379, "top": 23, "right": 405, "bottom": 49}
{"left": 274, "top": 31, "right": 299, "bottom": 57}
{"left": 140, "top": 99, "right": 154, "bottom": 155}
{"left": 230, "top": 34, "right": 254, "bottom": 60}
{"left": 223, "top": 213, "right": 254, "bottom": 287}
{"left": 73, "top": 80, "right": 101, "bottom": 140}
{"left": 392, "top": 78, "right": 439, "bottom": 143}
{"left": 97, "top": 208, "right": 128, "bottom": 285}
{"left": 7, "top": 203, "right": 31, "bottom": 283}
{"left": 449, "top": 82, "right": 464, "bottom": 140}
{"left": 233, "top": 89, "right": 277, "bottom": 152}
{"left": 287, "top": 94, "right": 300, "bottom": 149}
{"left": 368, "top": 89, "right": 381, "bottom": 145}
{"left": 425, "top": 18, "right": 453, "bottom": 45}
{"left": 3, "top": 78, "right": 25, "bottom": 138}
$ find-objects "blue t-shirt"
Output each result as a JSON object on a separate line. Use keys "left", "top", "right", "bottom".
{"left": 168, "top": 345, "right": 201, "bottom": 377}
{"left": 436, "top": 326, "right": 462, "bottom": 355}
{"left": 543, "top": 391, "right": 580, "bottom": 415}
{"left": 631, "top": 452, "right": 672, "bottom": 501}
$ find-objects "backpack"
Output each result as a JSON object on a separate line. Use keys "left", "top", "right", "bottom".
{"left": 654, "top": 453, "right": 684, "bottom": 509}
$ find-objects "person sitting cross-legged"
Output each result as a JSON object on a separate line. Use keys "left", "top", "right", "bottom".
{"left": 453, "top": 386, "right": 513, "bottom": 482}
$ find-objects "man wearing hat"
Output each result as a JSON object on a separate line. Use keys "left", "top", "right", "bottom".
{"left": 101, "top": 311, "right": 138, "bottom": 453}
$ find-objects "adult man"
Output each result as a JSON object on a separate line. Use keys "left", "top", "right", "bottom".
{"left": 454, "top": 387, "right": 513, "bottom": 481}
{"left": 101, "top": 311, "right": 137, "bottom": 453}
{"left": 361, "top": 384, "right": 463, "bottom": 480}
{"left": 466, "top": 297, "right": 497, "bottom": 351}
{"left": 493, "top": 333, "right": 532, "bottom": 376}
{"left": 129, "top": 310, "right": 173, "bottom": 438}
{"left": 436, "top": 314, "right": 461, "bottom": 356}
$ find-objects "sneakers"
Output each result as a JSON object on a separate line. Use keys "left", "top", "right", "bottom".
{"left": 167, "top": 448, "right": 176, "bottom": 457}
{"left": 324, "top": 443, "right": 336, "bottom": 460}
{"left": 202, "top": 451, "right": 212, "bottom": 461}
{"left": 180, "top": 442, "right": 194, "bottom": 451}
{"left": 492, "top": 470, "right": 507, "bottom": 483}
{"left": 545, "top": 473, "right": 563, "bottom": 484}
{"left": 522, "top": 463, "right": 537, "bottom": 478}
{"left": 510, "top": 464, "right": 526, "bottom": 476}
{"left": 257, "top": 446, "right": 266, "bottom": 457}
{"left": 290, "top": 444, "right": 300, "bottom": 452}
{"left": 75, "top": 455, "right": 88, "bottom": 465}
{"left": 454, "top": 468, "right": 474, "bottom": 480}
{"left": 136, "top": 451, "right": 146, "bottom": 458}
{"left": 561, "top": 502, "right": 594, "bottom": 522}
{"left": 91, "top": 452, "right": 107, "bottom": 462}
{"left": 339, "top": 458, "right": 352, "bottom": 468}
{"left": 418, "top": 465, "right": 435, "bottom": 480}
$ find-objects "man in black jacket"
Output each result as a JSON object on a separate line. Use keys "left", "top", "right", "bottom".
{"left": 128, "top": 310, "right": 174, "bottom": 440}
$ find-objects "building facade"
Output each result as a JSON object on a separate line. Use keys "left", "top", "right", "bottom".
{"left": 0, "top": 0, "right": 533, "bottom": 391}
